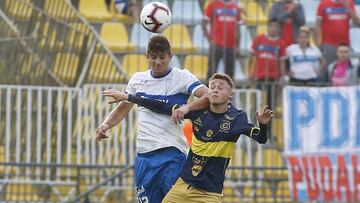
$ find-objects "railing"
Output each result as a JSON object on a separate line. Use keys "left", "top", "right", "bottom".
{"left": 0, "top": 162, "right": 134, "bottom": 202}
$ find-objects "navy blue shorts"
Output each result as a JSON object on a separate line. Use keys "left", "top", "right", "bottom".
{"left": 135, "top": 147, "right": 186, "bottom": 203}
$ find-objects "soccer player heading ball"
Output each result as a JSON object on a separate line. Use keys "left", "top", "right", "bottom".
{"left": 101, "top": 73, "right": 274, "bottom": 202}
{"left": 96, "top": 35, "right": 208, "bottom": 203}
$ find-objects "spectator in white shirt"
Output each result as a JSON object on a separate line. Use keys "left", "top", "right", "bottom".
{"left": 285, "top": 26, "right": 325, "bottom": 85}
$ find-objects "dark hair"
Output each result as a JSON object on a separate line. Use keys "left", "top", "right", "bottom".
{"left": 147, "top": 35, "right": 171, "bottom": 55}
{"left": 209, "top": 73, "right": 234, "bottom": 89}
{"left": 337, "top": 43, "right": 350, "bottom": 49}
{"left": 268, "top": 18, "right": 279, "bottom": 25}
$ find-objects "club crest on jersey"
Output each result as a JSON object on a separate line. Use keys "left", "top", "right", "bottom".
{"left": 206, "top": 130, "right": 213, "bottom": 138}
{"left": 220, "top": 120, "right": 231, "bottom": 133}
{"left": 192, "top": 164, "right": 203, "bottom": 177}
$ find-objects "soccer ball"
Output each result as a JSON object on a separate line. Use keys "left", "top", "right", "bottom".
{"left": 140, "top": 2, "right": 171, "bottom": 33}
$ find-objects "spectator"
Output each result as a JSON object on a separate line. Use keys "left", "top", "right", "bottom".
{"left": 106, "top": 0, "right": 140, "bottom": 22}
{"left": 203, "top": 0, "right": 243, "bottom": 80}
{"left": 315, "top": 0, "right": 360, "bottom": 80}
{"left": 249, "top": 18, "right": 286, "bottom": 82}
{"left": 285, "top": 26, "right": 325, "bottom": 85}
{"left": 269, "top": 0, "right": 305, "bottom": 48}
{"left": 327, "top": 44, "right": 360, "bottom": 86}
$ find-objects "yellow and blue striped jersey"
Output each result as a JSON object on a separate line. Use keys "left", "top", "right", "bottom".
{"left": 180, "top": 104, "right": 264, "bottom": 194}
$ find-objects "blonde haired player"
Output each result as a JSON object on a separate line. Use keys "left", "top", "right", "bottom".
{"left": 101, "top": 73, "right": 273, "bottom": 202}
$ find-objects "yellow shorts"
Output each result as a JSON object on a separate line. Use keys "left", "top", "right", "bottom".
{"left": 162, "top": 177, "right": 222, "bottom": 203}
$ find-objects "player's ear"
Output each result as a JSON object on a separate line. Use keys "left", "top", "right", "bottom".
{"left": 229, "top": 90, "right": 234, "bottom": 99}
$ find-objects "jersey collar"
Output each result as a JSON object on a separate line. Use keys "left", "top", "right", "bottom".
{"left": 150, "top": 68, "right": 173, "bottom": 79}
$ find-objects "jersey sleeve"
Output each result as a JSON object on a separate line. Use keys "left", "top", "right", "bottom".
{"left": 127, "top": 94, "right": 201, "bottom": 119}
{"left": 316, "top": 2, "right": 324, "bottom": 20}
{"left": 182, "top": 69, "right": 205, "bottom": 95}
{"left": 125, "top": 74, "right": 136, "bottom": 95}
{"left": 128, "top": 94, "right": 175, "bottom": 116}
{"left": 279, "top": 40, "right": 286, "bottom": 58}
{"left": 235, "top": 112, "right": 268, "bottom": 144}
{"left": 204, "top": 1, "right": 214, "bottom": 20}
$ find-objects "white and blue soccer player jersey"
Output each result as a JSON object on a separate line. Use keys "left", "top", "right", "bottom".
{"left": 126, "top": 68, "right": 205, "bottom": 154}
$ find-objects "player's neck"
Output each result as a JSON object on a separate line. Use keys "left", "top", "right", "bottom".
{"left": 210, "top": 103, "right": 228, "bottom": 114}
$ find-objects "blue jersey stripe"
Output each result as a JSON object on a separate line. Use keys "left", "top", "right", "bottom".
{"left": 293, "top": 55, "right": 320, "bottom": 62}
{"left": 325, "top": 7, "right": 347, "bottom": 14}
{"left": 187, "top": 81, "right": 202, "bottom": 94}
{"left": 135, "top": 92, "right": 189, "bottom": 105}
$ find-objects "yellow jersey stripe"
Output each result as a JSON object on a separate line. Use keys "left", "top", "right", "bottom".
{"left": 191, "top": 135, "right": 235, "bottom": 159}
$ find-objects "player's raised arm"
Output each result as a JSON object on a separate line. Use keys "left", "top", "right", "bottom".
{"left": 252, "top": 105, "right": 274, "bottom": 144}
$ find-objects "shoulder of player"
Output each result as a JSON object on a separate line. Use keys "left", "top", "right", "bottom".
{"left": 172, "top": 68, "right": 194, "bottom": 77}
{"left": 228, "top": 105, "right": 247, "bottom": 118}
{"left": 129, "top": 70, "right": 150, "bottom": 80}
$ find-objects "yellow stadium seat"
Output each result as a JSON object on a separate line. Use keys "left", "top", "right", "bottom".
{"left": 276, "top": 181, "right": 291, "bottom": 202}
{"left": 272, "top": 117, "right": 284, "bottom": 149}
{"left": 6, "top": 183, "right": 39, "bottom": 202}
{"left": 222, "top": 185, "right": 241, "bottom": 203}
{"left": 243, "top": 184, "right": 274, "bottom": 200}
{"left": 162, "top": 24, "right": 197, "bottom": 54}
{"left": 88, "top": 53, "right": 125, "bottom": 83}
{"left": 184, "top": 55, "right": 208, "bottom": 81}
{"left": 122, "top": 54, "right": 148, "bottom": 77}
{"left": 256, "top": 149, "right": 288, "bottom": 180}
{"left": 242, "top": 1, "right": 268, "bottom": 25}
{"left": 53, "top": 53, "right": 80, "bottom": 84}
{"left": 79, "top": 0, "right": 112, "bottom": 22}
{"left": 100, "top": 23, "right": 136, "bottom": 52}
{"left": 5, "top": 0, "right": 33, "bottom": 20}
{"left": 44, "top": 0, "right": 76, "bottom": 20}
{"left": 257, "top": 25, "right": 268, "bottom": 35}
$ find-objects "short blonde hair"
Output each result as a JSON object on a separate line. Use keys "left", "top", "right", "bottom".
{"left": 209, "top": 73, "right": 234, "bottom": 89}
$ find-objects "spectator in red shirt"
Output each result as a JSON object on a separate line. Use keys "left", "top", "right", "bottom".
{"left": 315, "top": 0, "right": 360, "bottom": 81}
{"left": 202, "top": 0, "right": 242, "bottom": 80}
{"left": 269, "top": 0, "right": 305, "bottom": 48}
{"left": 249, "top": 18, "right": 286, "bottom": 82}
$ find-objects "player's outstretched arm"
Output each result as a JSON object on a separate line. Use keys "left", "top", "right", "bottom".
{"left": 172, "top": 86, "right": 209, "bottom": 124}
{"left": 100, "top": 89, "right": 180, "bottom": 116}
{"left": 96, "top": 101, "right": 133, "bottom": 141}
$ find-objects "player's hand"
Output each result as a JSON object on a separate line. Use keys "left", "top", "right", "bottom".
{"left": 100, "top": 89, "right": 129, "bottom": 104}
{"left": 172, "top": 105, "right": 189, "bottom": 125}
{"left": 256, "top": 105, "right": 274, "bottom": 125}
{"left": 96, "top": 124, "right": 109, "bottom": 141}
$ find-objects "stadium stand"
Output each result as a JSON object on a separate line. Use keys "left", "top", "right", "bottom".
{"left": 184, "top": 54, "right": 208, "bottom": 81}
{"left": 100, "top": 22, "right": 136, "bottom": 52}
{"left": 79, "top": 0, "right": 113, "bottom": 22}
{"left": 163, "top": 23, "right": 197, "bottom": 54}
{"left": 171, "top": 0, "right": 203, "bottom": 25}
